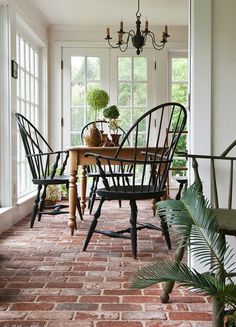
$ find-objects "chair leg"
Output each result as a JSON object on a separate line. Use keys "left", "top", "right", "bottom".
{"left": 117, "top": 177, "right": 122, "bottom": 208}
{"left": 159, "top": 213, "right": 172, "bottom": 250}
{"left": 89, "top": 177, "right": 99, "bottom": 214}
{"left": 83, "top": 197, "right": 106, "bottom": 251}
{"left": 38, "top": 185, "right": 47, "bottom": 221}
{"left": 88, "top": 178, "right": 96, "bottom": 210}
{"left": 31, "top": 185, "right": 42, "bottom": 228}
{"left": 76, "top": 197, "right": 83, "bottom": 221}
{"left": 160, "top": 236, "right": 187, "bottom": 303}
{"left": 129, "top": 200, "right": 138, "bottom": 259}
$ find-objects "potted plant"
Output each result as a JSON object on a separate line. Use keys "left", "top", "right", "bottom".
{"left": 103, "top": 105, "right": 121, "bottom": 145}
{"left": 85, "top": 88, "right": 109, "bottom": 147}
{"left": 130, "top": 182, "right": 236, "bottom": 327}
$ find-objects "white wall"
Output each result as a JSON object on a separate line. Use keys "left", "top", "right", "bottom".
{"left": 212, "top": 0, "right": 236, "bottom": 154}
{"left": 190, "top": 0, "right": 236, "bottom": 269}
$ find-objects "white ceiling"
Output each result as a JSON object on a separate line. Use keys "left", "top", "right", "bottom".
{"left": 32, "top": 0, "right": 188, "bottom": 27}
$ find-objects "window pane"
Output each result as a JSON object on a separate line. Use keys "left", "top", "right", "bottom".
{"left": 71, "top": 108, "right": 84, "bottom": 132}
{"left": 134, "top": 83, "right": 147, "bottom": 107}
{"left": 171, "top": 83, "right": 187, "bottom": 106}
{"left": 20, "top": 38, "right": 25, "bottom": 68}
{"left": 87, "top": 57, "right": 100, "bottom": 81}
{"left": 35, "top": 52, "right": 39, "bottom": 77}
{"left": 71, "top": 56, "right": 85, "bottom": 83}
{"left": 87, "top": 82, "right": 100, "bottom": 91}
{"left": 172, "top": 58, "right": 187, "bottom": 82}
{"left": 133, "top": 108, "right": 146, "bottom": 130}
{"left": 71, "top": 134, "right": 81, "bottom": 146}
{"left": 134, "top": 57, "right": 147, "bottom": 81}
{"left": 119, "top": 109, "right": 131, "bottom": 132}
{"left": 118, "top": 57, "right": 131, "bottom": 80}
{"left": 20, "top": 70, "right": 25, "bottom": 98}
{"left": 118, "top": 83, "right": 131, "bottom": 107}
{"left": 25, "top": 43, "right": 30, "bottom": 71}
{"left": 30, "top": 48, "right": 35, "bottom": 74}
{"left": 71, "top": 83, "right": 85, "bottom": 106}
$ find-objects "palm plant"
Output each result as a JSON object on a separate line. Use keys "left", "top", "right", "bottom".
{"left": 130, "top": 182, "right": 236, "bottom": 327}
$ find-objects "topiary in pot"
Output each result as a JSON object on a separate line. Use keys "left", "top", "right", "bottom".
{"left": 103, "top": 105, "right": 121, "bottom": 145}
{"left": 85, "top": 88, "right": 109, "bottom": 147}
{"left": 87, "top": 88, "right": 109, "bottom": 121}
{"left": 103, "top": 105, "right": 120, "bottom": 120}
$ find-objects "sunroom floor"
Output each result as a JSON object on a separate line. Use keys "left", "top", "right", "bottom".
{"left": 0, "top": 199, "right": 212, "bottom": 327}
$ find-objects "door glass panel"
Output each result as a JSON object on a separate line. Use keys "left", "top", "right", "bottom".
{"left": 134, "top": 83, "right": 147, "bottom": 107}
{"left": 118, "top": 83, "right": 132, "bottom": 107}
{"left": 118, "top": 57, "right": 132, "bottom": 80}
{"left": 68, "top": 55, "right": 101, "bottom": 146}
{"left": 134, "top": 57, "right": 147, "bottom": 81}
{"left": 117, "top": 55, "right": 148, "bottom": 144}
{"left": 71, "top": 56, "right": 85, "bottom": 83}
{"left": 87, "top": 57, "right": 100, "bottom": 80}
{"left": 71, "top": 83, "right": 85, "bottom": 106}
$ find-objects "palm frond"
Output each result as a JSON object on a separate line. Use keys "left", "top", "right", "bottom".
{"left": 157, "top": 182, "right": 235, "bottom": 275}
{"left": 130, "top": 260, "right": 236, "bottom": 308}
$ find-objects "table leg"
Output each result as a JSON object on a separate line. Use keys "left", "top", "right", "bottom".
{"left": 80, "top": 165, "right": 87, "bottom": 214}
{"left": 68, "top": 166, "right": 78, "bottom": 236}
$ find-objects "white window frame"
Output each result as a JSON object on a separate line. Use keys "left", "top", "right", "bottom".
{"left": 168, "top": 51, "right": 188, "bottom": 188}
{"left": 0, "top": 4, "right": 11, "bottom": 208}
{"left": 15, "top": 15, "right": 47, "bottom": 201}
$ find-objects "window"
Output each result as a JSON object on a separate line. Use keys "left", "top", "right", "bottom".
{"left": 70, "top": 56, "right": 101, "bottom": 146}
{"left": 169, "top": 54, "right": 188, "bottom": 180}
{"left": 16, "top": 33, "right": 40, "bottom": 198}
{"left": 117, "top": 56, "right": 148, "bottom": 145}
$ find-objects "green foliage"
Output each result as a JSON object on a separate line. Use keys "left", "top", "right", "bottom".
{"left": 103, "top": 105, "right": 120, "bottom": 119}
{"left": 86, "top": 88, "right": 109, "bottom": 112}
{"left": 130, "top": 182, "right": 236, "bottom": 325}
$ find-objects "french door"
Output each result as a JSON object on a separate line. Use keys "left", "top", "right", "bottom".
{"left": 62, "top": 47, "right": 157, "bottom": 148}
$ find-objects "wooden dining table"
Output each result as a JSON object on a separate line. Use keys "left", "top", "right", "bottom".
{"left": 68, "top": 146, "right": 161, "bottom": 235}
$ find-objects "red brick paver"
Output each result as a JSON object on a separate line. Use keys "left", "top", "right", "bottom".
{"left": 0, "top": 200, "right": 212, "bottom": 326}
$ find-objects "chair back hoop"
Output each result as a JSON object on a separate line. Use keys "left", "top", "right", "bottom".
{"left": 15, "top": 113, "right": 68, "bottom": 180}
{"left": 94, "top": 102, "right": 187, "bottom": 194}
{"left": 187, "top": 152, "right": 236, "bottom": 210}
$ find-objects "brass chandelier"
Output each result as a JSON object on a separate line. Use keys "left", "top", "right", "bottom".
{"left": 105, "top": 0, "right": 170, "bottom": 55}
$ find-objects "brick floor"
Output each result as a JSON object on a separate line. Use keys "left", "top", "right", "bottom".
{"left": 0, "top": 200, "right": 212, "bottom": 327}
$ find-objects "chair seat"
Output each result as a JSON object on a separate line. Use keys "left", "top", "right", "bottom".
{"left": 214, "top": 208, "right": 236, "bottom": 236}
{"left": 97, "top": 185, "right": 166, "bottom": 201}
{"left": 32, "top": 175, "right": 69, "bottom": 185}
{"left": 87, "top": 171, "right": 133, "bottom": 178}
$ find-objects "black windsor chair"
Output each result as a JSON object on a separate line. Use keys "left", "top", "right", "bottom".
{"left": 15, "top": 113, "right": 83, "bottom": 228}
{"left": 82, "top": 103, "right": 187, "bottom": 258}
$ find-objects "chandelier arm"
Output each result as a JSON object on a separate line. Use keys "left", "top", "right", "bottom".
{"left": 107, "top": 38, "right": 121, "bottom": 49}
{"left": 146, "top": 31, "right": 166, "bottom": 50}
{"left": 119, "top": 42, "right": 129, "bottom": 52}
{"left": 121, "top": 30, "right": 135, "bottom": 45}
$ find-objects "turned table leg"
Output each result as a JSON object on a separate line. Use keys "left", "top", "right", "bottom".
{"left": 68, "top": 167, "right": 78, "bottom": 235}
{"left": 80, "top": 165, "right": 87, "bottom": 214}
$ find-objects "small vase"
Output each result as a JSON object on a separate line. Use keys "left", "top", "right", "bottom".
{"left": 84, "top": 123, "right": 102, "bottom": 147}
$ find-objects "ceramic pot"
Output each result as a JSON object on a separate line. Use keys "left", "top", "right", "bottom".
{"left": 84, "top": 123, "right": 102, "bottom": 147}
